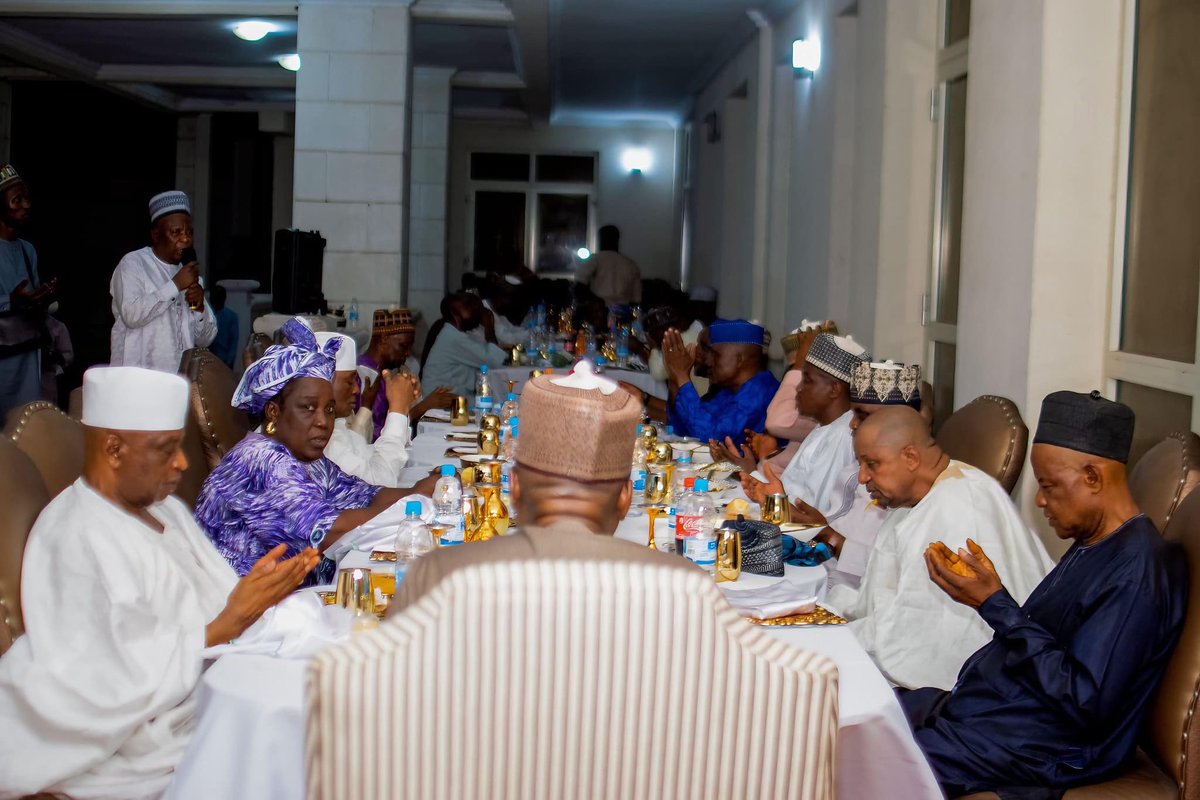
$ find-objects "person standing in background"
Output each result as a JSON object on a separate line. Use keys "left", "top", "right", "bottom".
{"left": 575, "top": 225, "right": 641, "bottom": 306}
{"left": 208, "top": 284, "right": 239, "bottom": 369}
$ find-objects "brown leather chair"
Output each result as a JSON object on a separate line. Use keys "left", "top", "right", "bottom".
{"left": 960, "top": 489, "right": 1200, "bottom": 800}
{"left": 0, "top": 437, "right": 50, "bottom": 655}
{"left": 3, "top": 401, "right": 85, "bottom": 498}
{"left": 1130, "top": 432, "right": 1200, "bottom": 533}
{"left": 176, "top": 411, "right": 209, "bottom": 509}
{"left": 67, "top": 386, "right": 83, "bottom": 420}
{"left": 937, "top": 395, "right": 1028, "bottom": 494}
{"left": 179, "top": 347, "right": 250, "bottom": 470}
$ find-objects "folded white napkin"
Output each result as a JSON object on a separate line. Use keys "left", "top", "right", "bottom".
{"left": 325, "top": 494, "right": 436, "bottom": 562}
{"left": 201, "top": 592, "right": 352, "bottom": 659}
{"left": 423, "top": 408, "right": 453, "bottom": 422}
{"left": 720, "top": 580, "right": 818, "bottom": 620}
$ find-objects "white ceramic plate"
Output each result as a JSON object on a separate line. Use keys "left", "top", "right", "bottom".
{"left": 459, "top": 453, "right": 496, "bottom": 464}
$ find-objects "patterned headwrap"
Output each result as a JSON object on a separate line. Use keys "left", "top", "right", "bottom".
{"left": 232, "top": 317, "right": 340, "bottom": 415}
{"left": 850, "top": 360, "right": 921, "bottom": 407}
{"left": 0, "top": 163, "right": 22, "bottom": 194}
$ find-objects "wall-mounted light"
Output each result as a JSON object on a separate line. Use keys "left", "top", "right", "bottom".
{"left": 792, "top": 36, "right": 821, "bottom": 77}
{"left": 232, "top": 20, "right": 278, "bottom": 41}
{"left": 277, "top": 53, "right": 302, "bottom": 72}
{"left": 576, "top": 247, "right": 592, "bottom": 260}
{"left": 621, "top": 148, "right": 652, "bottom": 174}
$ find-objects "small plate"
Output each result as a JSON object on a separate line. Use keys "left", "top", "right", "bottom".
{"left": 451, "top": 445, "right": 478, "bottom": 454}
{"left": 460, "top": 453, "right": 498, "bottom": 464}
{"left": 705, "top": 479, "right": 736, "bottom": 493}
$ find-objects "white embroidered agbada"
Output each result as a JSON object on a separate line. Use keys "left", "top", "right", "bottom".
{"left": 0, "top": 479, "right": 237, "bottom": 799}
{"left": 324, "top": 408, "right": 412, "bottom": 487}
{"left": 825, "top": 460, "right": 1053, "bottom": 691}
{"left": 820, "top": 466, "right": 889, "bottom": 590}
{"left": 779, "top": 408, "right": 856, "bottom": 515}
{"left": 110, "top": 246, "right": 217, "bottom": 373}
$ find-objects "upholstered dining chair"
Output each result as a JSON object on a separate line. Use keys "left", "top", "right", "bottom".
{"left": 0, "top": 437, "right": 50, "bottom": 655}
{"left": 959, "top": 488, "right": 1200, "bottom": 800}
{"left": 308, "top": 560, "right": 840, "bottom": 800}
{"left": 936, "top": 395, "right": 1028, "bottom": 494}
{"left": 178, "top": 347, "right": 250, "bottom": 469}
{"left": 3, "top": 400, "right": 85, "bottom": 499}
{"left": 1130, "top": 432, "right": 1200, "bottom": 533}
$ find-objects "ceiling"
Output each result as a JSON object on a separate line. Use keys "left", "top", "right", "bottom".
{"left": 0, "top": 0, "right": 800, "bottom": 125}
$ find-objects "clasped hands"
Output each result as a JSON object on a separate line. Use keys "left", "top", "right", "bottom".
{"left": 925, "top": 538, "right": 1004, "bottom": 609}
{"left": 207, "top": 544, "right": 320, "bottom": 647}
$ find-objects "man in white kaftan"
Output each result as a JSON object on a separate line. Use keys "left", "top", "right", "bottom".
{"left": 110, "top": 191, "right": 216, "bottom": 373}
{"left": 0, "top": 366, "right": 317, "bottom": 799}
{"left": 825, "top": 408, "right": 1052, "bottom": 691}
{"left": 316, "top": 331, "right": 417, "bottom": 488}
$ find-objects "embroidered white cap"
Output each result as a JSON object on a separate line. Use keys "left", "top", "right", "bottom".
{"left": 314, "top": 331, "right": 357, "bottom": 372}
{"left": 82, "top": 366, "right": 189, "bottom": 431}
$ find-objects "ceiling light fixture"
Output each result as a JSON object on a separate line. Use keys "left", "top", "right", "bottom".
{"left": 792, "top": 36, "right": 821, "bottom": 77}
{"left": 232, "top": 20, "right": 278, "bottom": 41}
{"left": 621, "top": 148, "right": 651, "bottom": 174}
{"left": 277, "top": 53, "right": 302, "bottom": 72}
{"left": 576, "top": 247, "right": 592, "bottom": 260}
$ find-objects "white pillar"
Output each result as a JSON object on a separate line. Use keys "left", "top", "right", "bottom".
{"left": 407, "top": 65, "right": 452, "bottom": 349}
{"left": 293, "top": 0, "right": 412, "bottom": 321}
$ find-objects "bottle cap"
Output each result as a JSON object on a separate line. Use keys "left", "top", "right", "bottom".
{"left": 480, "top": 365, "right": 489, "bottom": 372}
{"left": 507, "top": 393, "right": 518, "bottom": 401}
{"left": 685, "top": 477, "right": 696, "bottom": 489}
{"left": 666, "top": 426, "right": 675, "bottom": 435}
{"left": 405, "top": 501, "right": 423, "bottom": 516}
{"left": 440, "top": 465, "right": 455, "bottom": 477}
{"left": 695, "top": 479, "right": 709, "bottom": 492}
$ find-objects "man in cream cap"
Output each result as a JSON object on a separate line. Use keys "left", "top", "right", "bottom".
{"left": 316, "top": 330, "right": 419, "bottom": 487}
{"left": 110, "top": 189, "right": 217, "bottom": 373}
{"left": 392, "top": 361, "right": 690, "bottom": 610}
{"left": 0, "top": 366, "right": 318, "bottom": 798}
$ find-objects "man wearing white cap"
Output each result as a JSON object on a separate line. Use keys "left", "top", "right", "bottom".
{"left": 316, "top": 331, "right": 420, "bottom": 487}
{"left": 109, "top": 190, "right": 217, "bottom": 373}
{"left": 0, "top": 366, "right": 318, "bottom": 798}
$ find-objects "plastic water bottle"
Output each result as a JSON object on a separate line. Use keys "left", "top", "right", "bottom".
{"left": 503, "top": 417, "right": 519, "bottom": 461}
{"left": 678, "top": 479, "right": 717, "bottom": 572}
{"left": 433, "top": 465, "right": 464, "bottom": 546}
{"left": 474, "top": 365, "right": 494, "bottom": 423}
{"left": 671, "top": 453, "right": 696, "bottom": 500}
{"left": 617, "top": 326, "right": 631, "bottom": 368}
{"left": 500, "top": 392, "right": 520, "bottom": 429}
{"left": 394, "top": 501, "right": 435, "bottom": 586}
{"left": 348, "top": 298, "right": 360, "bottom": 329}
{"left": 501, "top": 459, "right": 516, "bottom": 519}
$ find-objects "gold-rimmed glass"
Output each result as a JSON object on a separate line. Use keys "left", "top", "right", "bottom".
{"left": 762, "top": 494, "right": 790, "bottom": 525}
{"left": 645, "top": 470, "right": 669, "bottom": 505}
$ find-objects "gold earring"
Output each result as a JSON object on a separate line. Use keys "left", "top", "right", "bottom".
{"left": 265, "top": 420, "right": 277, "bottom": 435}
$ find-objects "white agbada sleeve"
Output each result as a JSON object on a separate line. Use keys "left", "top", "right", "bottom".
{"left": 0, "top": 481, "right": 237, "bottom": 799}
{"left": 111, "top": 250, "right": 180, "bottom": 330}
{"left": 189, "top": 299, "right": 218, "bottom": 349}
{"left": 324, "top": 414, "right": 411, "bottom": 487}
{"left": 779, "top": 409, "right": 857, "bottom": 515}
{"left": 827, "top": 461, "right": 1053, "bottom": 690}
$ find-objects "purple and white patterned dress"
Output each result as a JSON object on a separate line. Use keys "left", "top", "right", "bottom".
{"left": 195, "top": 432, "right": 380, "bottom": 583}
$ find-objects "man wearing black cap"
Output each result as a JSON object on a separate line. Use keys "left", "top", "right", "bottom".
{"left": 907, "top": 390, "right": 1187, "bottom": 798}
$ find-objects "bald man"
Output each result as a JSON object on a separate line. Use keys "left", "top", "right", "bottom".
{"left": 421, "top": 291, "right": 507, "bottom": 397}
{"left": 824, "top": 406, "right": 1052, "bottom": 690}
{"left": 0, "top": 366, "right": 318, "bottom": 798}
{"left": 906, "top": 391, "right": 1187, "bottom": 796}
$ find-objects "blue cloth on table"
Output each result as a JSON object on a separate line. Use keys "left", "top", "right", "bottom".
{"left": 781, "top": 535, "right": 833, "bottom": 566}
{"left": 902, "top": 514, "right": 1186, "bottom": 796}
{"left": 669, "top": 369, "right": 779, "bottom": 446}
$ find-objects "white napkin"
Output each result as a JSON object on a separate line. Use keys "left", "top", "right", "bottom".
{"left": 423, "top": 408, "right": 453, "bottom": 422}
{"left": 201, "top": 592, "right": 352, "bottom": 659}
{"left": 720, "top": 580, "right": 818, "bottom": 620}
{"left": 325, "top": 494, "right": 436, "bottom": 562}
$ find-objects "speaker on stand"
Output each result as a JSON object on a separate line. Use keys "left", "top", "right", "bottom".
{"left": 272, "top": 229, "right": 327, "bottom": 314}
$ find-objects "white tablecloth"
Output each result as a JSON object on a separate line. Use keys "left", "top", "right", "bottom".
{"left": 490, "top": 365, "right": 667, "bottom": 399}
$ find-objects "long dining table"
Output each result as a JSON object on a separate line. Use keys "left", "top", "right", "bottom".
{"left": 166, "top": 418, "right": 943, "bottom": 799}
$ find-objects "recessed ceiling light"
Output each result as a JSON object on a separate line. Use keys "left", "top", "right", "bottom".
{"left": 576, "top": 247, "right": 592, "bottom": 260}
{"left": 277, "top": 54, "right": 302, "bottom": 72}
{"left": 232, "top": 20, "right": 277, "bottom": 41}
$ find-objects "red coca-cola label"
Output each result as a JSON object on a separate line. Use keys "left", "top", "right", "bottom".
{"left": 676, "top": 514, "right": 706, "bottom": 538}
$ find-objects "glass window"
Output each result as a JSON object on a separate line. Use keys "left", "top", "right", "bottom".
{"left": 470, "top": 153, "right": 530, "bottom": 182}
{"left": 931, "top": 341, "right": 957, "bottom": 434}
{"left": 535, "top": 154, "right": 595, "bottom": 183}
{"left": 934, "top": 75, "right": 968, "bottom": 325}
{"left": 534, "top": 193, "right": 589, "bottom": 273}
{"left": 473, "top": 191, "right": 526, "bottom": 273}
{"left": 1120, "top": 0, "right": 1200, "bottom": 363}
{"left": 944, "top": 0, "right": 971, "bottom": 47}
{"left": 1116, "top": 381, "right": 1194, "bottom": 467}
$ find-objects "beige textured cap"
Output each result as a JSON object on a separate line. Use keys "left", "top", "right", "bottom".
{"left": 516, "top": 372, "right": 642, "bottom": 482}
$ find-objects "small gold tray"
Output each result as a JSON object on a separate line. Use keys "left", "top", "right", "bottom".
{"left": 369, "top": 550, "right": 397, "bottom": 562}
{"left": 748, "top": 606, "right": 847, "bottom": 626}
{"left": 316, "top": 590, "right": 337, "bottom": 605}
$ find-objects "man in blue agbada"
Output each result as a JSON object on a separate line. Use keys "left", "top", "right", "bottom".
{"left": 903, "top": 390, "right": 1188, "bottom": 799}
{"left": 663, "top": 319, "right": 779, "bottom": 446}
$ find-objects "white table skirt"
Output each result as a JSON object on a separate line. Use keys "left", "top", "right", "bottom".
{"left": 490, "top": 365, "right": 667, "bottom": 400}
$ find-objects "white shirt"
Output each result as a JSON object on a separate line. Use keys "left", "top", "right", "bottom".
{"left": 821, "top": 467, "right": 889, "bottom": 590}
{"left": 826, "top": 461, "right": 1053, "bottom": 691}
{"left": 324, "top": 409, "right": 412, "bottom": 487}
{"left": 110, "top": 246, "right": 217, "bottom": 373}
{"left": 0, "top": 479, "right": 238, "bottom": 798}
{"left": 779, "top": 408, "right": 856, "bottom": 515}
{"left": 422, "top": 324, "right": 508, "bottom": 398}
{"left": 471, "top": 300, "right": 526, "bottom": 350}
{"left": 575, "top": 250, "right": 642, "bottom": 305}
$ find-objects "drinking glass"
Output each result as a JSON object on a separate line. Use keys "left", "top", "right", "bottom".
{"left": 762, "top": 493, "right": 790, "bottom": 524}
{"left": 645, "top": 504, "right": 665, "bottom": 549}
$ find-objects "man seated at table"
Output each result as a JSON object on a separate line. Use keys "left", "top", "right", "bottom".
{"left": 359, "top": 308, "right": 453, "bottom": 438}
{"left": 421, "top": 292, "right": 508, "bottom": 397}
{"left": 0, "top": 366, "right": 319, "bottom": 798}
{"left": 317, "top": 331, "right": 420, "bottom": 487}
{"left": 738, "top": 332, "right": 868, "bottom": 516}
{"left": 393, "top": 362, "right": 691, "bottom": 609}
{"left": 906, "top": 391, "right": 1187, "bottom": 798}
{"left": 824, "top": 406, "right": 1052, "bottom": 690}
{"left": 663, "top": 319, "right": 778, "bottom": 447}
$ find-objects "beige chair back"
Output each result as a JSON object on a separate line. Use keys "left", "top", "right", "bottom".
{"left": 308, "top": 560, "right": 839, "bottom": 800}
{"left": 179, "top": 347, "right": 250, "bottom": 469}
{"left": 0, "top": 437, "right": 50, "bottom": 654}
{"left": 3, "top": 401, "right": 85, "bottom": 499}
{"left": 937, "top": 395, "right": 1029, "bottom": 494}
{"left": 1130, "top": 432, "right": 1200, "bottom": 533}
